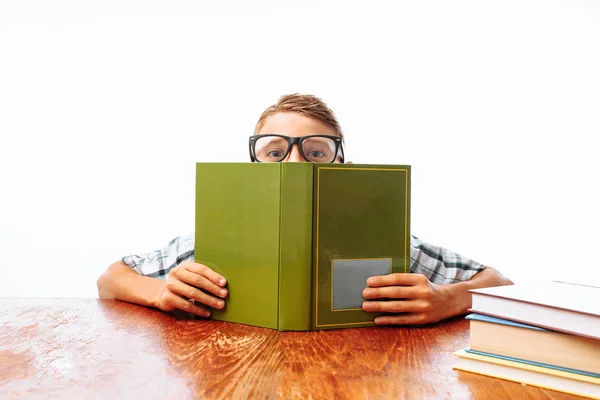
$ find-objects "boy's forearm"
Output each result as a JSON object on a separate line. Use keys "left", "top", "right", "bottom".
{"left": 441, "top": 266, "right": 513, "bottom": 319}
{"left": 97, "top": 261, "right": 164, "bottom": 309}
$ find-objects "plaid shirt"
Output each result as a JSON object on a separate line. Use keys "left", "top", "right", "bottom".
{"left": 122, "top": 234, "right": 485, "bottom": 284}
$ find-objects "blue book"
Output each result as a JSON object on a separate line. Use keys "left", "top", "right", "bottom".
{"left": 466, "top": 313, "right": 548, "bottom": 331}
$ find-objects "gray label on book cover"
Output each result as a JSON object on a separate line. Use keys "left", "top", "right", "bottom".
{"left": 332, "top": 259, "right": 391, "bottom": 310}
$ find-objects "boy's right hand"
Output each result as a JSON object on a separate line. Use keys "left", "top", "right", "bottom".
{"left": 155, "top": 261, "right": 228, "bottom": 318}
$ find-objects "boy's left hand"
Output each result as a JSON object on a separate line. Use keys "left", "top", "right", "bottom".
{"left": 362, "top": 273, "right": 451, "bottom": 325}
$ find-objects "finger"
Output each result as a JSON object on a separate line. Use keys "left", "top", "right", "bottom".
{"left": 166, "top": 279, "right": 226, "bottom": 309}
{"left": 373, "top": 313, "right": 428, "bottom": 326}
{"left": 176, "top": 267, "right": 228, "bottom": 299}
{"left": 181, "top": 262, "right": 227, "bottom": 287}
{"left": 362, "top": 286, "right": 416, "bottom": 300}
{"left": 362, "top": 299, "right": 422, "bottom": 313}
{"left": 164, "top": 292, "right": 212, "bottom": 318}
{"left": 367, "top": 273, "right": 427, "bottom": 288}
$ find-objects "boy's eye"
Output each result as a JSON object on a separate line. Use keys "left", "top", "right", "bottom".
{"left": 306, "top": 150, "right": 326, "bottom": 158}
{"left": 304, "top": 147, "right": 332, "bottom": 161}
{"left": 266, "top": 149, "right": 285, "bottom": 159}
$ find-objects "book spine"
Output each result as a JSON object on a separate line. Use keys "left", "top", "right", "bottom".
{"left": 398, "top": 165, "right": 411, "bottom": 274}
{"left": 278, "top": 163, "right": 314, "bottom": 331}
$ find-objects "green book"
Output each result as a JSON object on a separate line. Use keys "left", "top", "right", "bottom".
{"left": 195, "top": 162, "right": 410, "bottom": 331}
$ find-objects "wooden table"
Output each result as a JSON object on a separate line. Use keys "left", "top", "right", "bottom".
{"left": 0, "top": 299, "right": 581, "bottom": 399}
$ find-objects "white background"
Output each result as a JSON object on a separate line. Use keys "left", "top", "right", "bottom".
{"left": 1, "top": 0, "right": 599, "bottom": 298}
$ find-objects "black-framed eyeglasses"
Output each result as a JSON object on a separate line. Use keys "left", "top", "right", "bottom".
{"left": 249, "top": 134, "right": 344, "bottom": 163}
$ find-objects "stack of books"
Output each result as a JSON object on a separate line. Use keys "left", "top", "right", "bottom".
{"left": 453, "top": 281, "right": 600, "bottom": 398}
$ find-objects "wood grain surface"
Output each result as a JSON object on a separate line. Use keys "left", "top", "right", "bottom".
{"left": 0, "top": 298, "right": 583, "bottom": 400}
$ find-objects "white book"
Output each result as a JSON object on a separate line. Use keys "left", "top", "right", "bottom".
{"left": 469, "top": 281, "right": 600, "bottom": 340}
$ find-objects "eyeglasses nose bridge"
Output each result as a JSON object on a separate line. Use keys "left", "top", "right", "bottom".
{"left": 288, "top": 136, "right": 302, "bottom": 146}
{"left": 286, "top": 137, "right": 304, "bottom": 160}
{"left": 287, "top": 136, "right": 303, "bottom": 153}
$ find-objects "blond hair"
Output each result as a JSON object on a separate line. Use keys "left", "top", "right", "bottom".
{"left": 255, "top": 94, "right": 343, "bottom": 140}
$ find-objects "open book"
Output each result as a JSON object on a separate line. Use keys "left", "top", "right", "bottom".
{"left": 194, "top": 162, "right": 411, "bottom": 331}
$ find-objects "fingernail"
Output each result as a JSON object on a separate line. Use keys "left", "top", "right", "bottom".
{"left": 220, "top": 289, "right": 227, "bottom": 297}
{"left": 363, "top": 301, "right": 372, "bottom": 310}
{"left": 204, "top": 310, "right": 211, "bottom": 318}
{"left": 367, "top": 278, "right": 374, "bottom": 285}
{"left": 363, "top": 288, "right": 372, "bottom": 296}
{"left": 219, "top": 278, "right": 226, "bottom": 286}
{"left": 216, "top": 300, "right": 224, "bottom": 308}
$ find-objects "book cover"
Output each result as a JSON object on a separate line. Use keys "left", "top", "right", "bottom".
{"left": 453, "top": 349, "right": 600, "bottom": 399}
{"left": 194, "top": 162, "right": 411, "bottom": 331}
{"left": 469, "top": 282, "right": 600, "bottom": 340}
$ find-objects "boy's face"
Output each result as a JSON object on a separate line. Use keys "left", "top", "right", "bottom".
{"left": 257, "top": 112, "right": 341, "bottom": 163}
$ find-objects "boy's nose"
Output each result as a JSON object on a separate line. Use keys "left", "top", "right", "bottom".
{"left": 285, "top": 145, "right": 306, "bottom": 162}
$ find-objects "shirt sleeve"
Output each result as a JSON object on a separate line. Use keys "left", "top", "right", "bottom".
{"left": 409, "top": 235, "right": 485, "bottom": 284}
{"left": 121, "top": 233, "right": 195, "bottom": 279}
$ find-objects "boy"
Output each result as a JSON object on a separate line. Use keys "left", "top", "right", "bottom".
{"left": 97, "top": 94, "right": 512, "bottom": 325}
